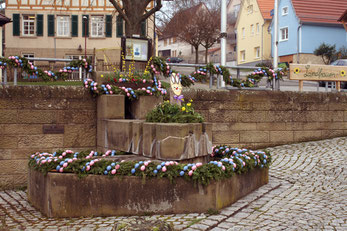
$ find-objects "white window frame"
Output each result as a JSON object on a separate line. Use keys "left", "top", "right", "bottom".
{"left": 255, "top": 47, "right": 260, "bottom": 59}
{"left": 57, "top": 15, "right": 70, "bottom": 37}
{"left": 240, "top": 50, "right": 245, "bottom": 61}
{"left": 242, "top": 27, "right": 245, "bottom": 39}
{"left": 256, "top": 23, "right": 260, "bottom": 34}
{"left": 282, "top": 6, "right": 289, "bottom": 16}
{"left": 250, "top": 24, "right": 254, "bottom": 36}
{"left": 22, "top": 15, "right": 35, "bottom": 36}
{"left": 247, "top": 5, "right": 253, "bottom": 14}
{"left": 280, "top": 27, "right": 289, "bottom": 41}
{"left": 22, "top": 53, "right": 35, "bottom": 64}
{"left": 91, "top": 15, "right": 105, "bottom": 38}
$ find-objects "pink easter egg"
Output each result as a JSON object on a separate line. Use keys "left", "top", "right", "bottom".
{"left": 144, "top": 162, "right": 149, "bottom": 166}
{"left": 115, "top": 164, "right": 120, "bottom": 170}
{"left": 48, "top": 159, "right": 52, "bottom": 163}
{"left": 110, "top": 91, "right": 113, "bottom": 94}
{"left": 86, "top": 166, "right": 90, "bottom": 171}
{"left": 41, "top": 160, "right": 46, "bottom": 164}
{"left": 222, "top": 166, "right": 225, "bottom": 171}
{"left": 111, "top": 169, "right": 116, "bottom": 175}
{"left": 127, "top": 93, "right": 130, "bottom": 97}
{"left": 68, "top": 159, "right": 73, "bottom": 163}
{"left": 188, "top": 170, "right": 193, "bottom": 176}
{"left": 63, "top": 163, "right": 68, "bottom": 168}
{"left": 59, "top": 156, "right": 63, "bottom": 159}
{"left": 85, "top": 156, "right": 90, "bottom": 159}
{"left": 140, "top": 166, "right": 145, "bottom": 171}
{"left": 62, "top": 152, "right": 66, "bottom": 156}
{"left": 162, "top": 166, "right": 167, "bottom": 172}
{"left": 90, "top": 161, "right": 94, "bottom": 166}
{"left": 73, "top": 158, "right": 77, "bottom": 161}
{"left": 192, "top": 165, "right": 197, "bottom": 171}
{"left": 143, "top": 79, "right": 146, "bottom": 83}
{"left": 59, "top": 168, "right": 64, "bottom": 173}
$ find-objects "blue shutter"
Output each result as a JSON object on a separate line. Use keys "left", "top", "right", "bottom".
{"left": 116, "top": 15, "right": 123, "bottom": 37}
{"left": 71, "top": 15, "right": 78, "bottom": 37}
{"left": 105, "top": 15, "right": 112, "bottom": 37}
{"left": 47, "top": 15, "right": 55, "bottom": 36}
{"left": 36, "top": 14, "right": 43, "bottom": 36}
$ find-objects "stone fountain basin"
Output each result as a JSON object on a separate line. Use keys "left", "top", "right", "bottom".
{"left": 28, "top": 167, "right": 268, "bottom": 218}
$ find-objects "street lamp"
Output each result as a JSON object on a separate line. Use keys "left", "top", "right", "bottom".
{"left": 83, "top": 16, "right": 88, "bottom": 59}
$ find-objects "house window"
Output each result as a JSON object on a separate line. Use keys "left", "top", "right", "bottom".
{"left": 23, "top": 53, "right": 35, "bottom": 64}
{"left": 254, "top": 47, "right": 260, "bottom": 59}
{"left": 91, "top": 16, "right": 104, "bottom": 37}
{"left": 247, "top": 5, "right": 253, "bottom": 14}
{"left": 282, "top": 6, "right": 289, "bottom": 15}
{"left": 57, "top": 16, "right": 70, "bottom": 37}
{"left": 256, "top": 23, "right": 260, "bottom": 34}
{"left": 22, "top": 15, "right": 35, "bottom": 36}
{"left": 240, "top": 50, "right": 245, "bottom": 61}
{"left": 250, "top": 24, "right": 254, "bottom": 36}
{"left": 242, "top": 27, "right": 245, "bottom": 39}
{"left": 280, "top": 27, "right": 288, "bottom": 41}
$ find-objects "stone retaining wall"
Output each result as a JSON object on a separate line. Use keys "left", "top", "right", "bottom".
{"left": 0, "top": 86, "right": 96, "bottom": 189}
{"left": 1, "top": 86, "right": 347, "bottom": 189}
{"left": 184, "top": 89, "right": 347, "bottom": 149}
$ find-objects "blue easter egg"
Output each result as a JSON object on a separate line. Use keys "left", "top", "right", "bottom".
{"left": 82, "top": 167, "right": 86, "bottom": 171}
{"left": 180, "top": 171, "right": 184, "bottom": 176}
{"left": 153, "top": 170, "right": 158, "bottom": 174}
{"left": 135, "top": 163, "right": 140, "bottom": 169}
{"left": 161, "top": 162, "right": 165, "bottom": 166}
{"left": 106, "top": 166, "right": 112, "bottom": 171}
{"left": 56, "top": 166, "right": 60, "bottom": 171}
{"left": 157, "top": 165, "right": 162, "bottom": 170}
{"left": 104, "top": 170, "right": 108, "bottom": 175}
{"left": 263, "top": 160, "right": 267, "bottom": 164}
{"left": 131, "top": 168, "right": 136, "bottom": 174}
{"left": 60, "top": 161, "right": 65, "bottom": 166}
{"left": 94, "top": 152, "right": 98, "bottom": 156}
{"left": 183, "top": 166, "right": 188, "bottom": 171}
{"left": 111, "top": 163, "right": 116, "bottom": 167}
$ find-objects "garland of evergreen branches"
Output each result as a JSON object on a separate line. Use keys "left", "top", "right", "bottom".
{"left": 28, "top": 146, "right": 271, "bottom": 186}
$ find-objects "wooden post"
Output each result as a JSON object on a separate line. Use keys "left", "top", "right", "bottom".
{"left": 299, "top": 80, "right": 303, "bottom": 92}
{"left": 336, "top": 81, "right": 341, "bottom": 92}
{"left": 169, "top": 89, "right": 181, "bottom": 106}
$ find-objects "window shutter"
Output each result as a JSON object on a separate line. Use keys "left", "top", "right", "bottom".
{"left": 36, "top": 14, "right": 43, "bottom": 36}
{"left": 82, "top": 15, "right": 89, "bottom": 37}
{"left": 105, "top": 15, "right": 112, "bottom": 37}
{"left": 12, "top": 14, "right": 20, "bottom": 36}
{"left": 141, "top": 20, "right": 146, "bottom": 37}
{"left": 116, "top": 15, "right": 123, "bottom": 37}
{"left": 71, "top": 15, "right": 78, "bottom": 37}
{"left": 47, "top": 15, "right": 55, "bottom": 36}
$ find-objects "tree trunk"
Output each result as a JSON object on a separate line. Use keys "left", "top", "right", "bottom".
{"left": 205, "top": 48, "right": 208, "bottom": 64}
{"left": 195, "top": 46, "right": 199, "bottom": 64}
{"left": 125, "top": 21, "right": 142, "bottom": 37}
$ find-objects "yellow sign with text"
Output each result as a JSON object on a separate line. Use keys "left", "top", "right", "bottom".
{"left": 289, "top": 64, "right": 347, "bottom": 81}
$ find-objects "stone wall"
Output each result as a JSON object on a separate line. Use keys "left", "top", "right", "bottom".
{"left": 0, "top": 86, "right": 96, "bottom": 189}
{"left": 184, "top": 89, "right": 347, "bottom": 149}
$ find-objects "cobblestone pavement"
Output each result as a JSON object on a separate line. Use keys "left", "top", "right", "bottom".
{"left": 0, "top": 137, "right": 346, "bottom": 230}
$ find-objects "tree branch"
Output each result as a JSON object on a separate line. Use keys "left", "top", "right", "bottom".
{"left": 140, "top": 0, "right": 162, "bottom": 22}
{"left": 108, "top": 0, "right": 130, "bottom": 24}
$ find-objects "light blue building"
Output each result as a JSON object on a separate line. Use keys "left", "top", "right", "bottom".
{"left": 270, "top": 0, "right": 347, "bottom": 64}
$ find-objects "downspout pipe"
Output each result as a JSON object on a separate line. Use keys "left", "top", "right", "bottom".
{"left": 297, "top": 23, "right": 302, "bottom": 63}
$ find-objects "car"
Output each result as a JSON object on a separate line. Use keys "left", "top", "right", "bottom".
{"left": 166, "top": 57, "right": 184, "bottom": 63}
{"left": 330, "top": 59, "right": 347, "bottom": 66}
{"left": 319, "top": 59, "right": 347, "bottom": 88}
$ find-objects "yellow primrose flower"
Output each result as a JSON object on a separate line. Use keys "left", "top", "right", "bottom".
{"left": 187, "top": 103, "right": 191, "bottom": 107}
{"left": 182, "top": 107, "right": 186, "bottom": 111}
{"left": 101, "top": 74, "right": 104, "bottom": 78}
{"left": 341, "top": 70, "right": 346, "bottom": 77}
{"left": 190, "top": 99, "right": 193, "bottom": 102}
{"left": 294, "top": 68, "right": 300, "bottom": 74}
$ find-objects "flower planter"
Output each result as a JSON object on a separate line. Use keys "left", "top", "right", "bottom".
{"left": 28, "top": 167, "right": 269, "bottom": 218}
{"left": 126, "top": 95, "right": 163, "bottom": 119}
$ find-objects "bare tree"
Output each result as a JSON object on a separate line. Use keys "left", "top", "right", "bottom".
{"left": 200, "top": 10, "right": 220, "bottom": 63}
{"left": 108, "top": 0, "right": 162, "bottom": 36}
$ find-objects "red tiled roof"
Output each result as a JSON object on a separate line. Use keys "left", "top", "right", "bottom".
{"left": 257, "top": 0, "right": 275, "bottom": 20}
{"left": 292, "top": 0, "right": 347, "bottom": 24}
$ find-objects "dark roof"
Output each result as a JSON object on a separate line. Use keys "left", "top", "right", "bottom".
{"left": 0, "top": 13, "right": 11, "bottom": 26}
{"left": 338, "top": 9, "right": 347, "bottom": 22}
{"left": 292, "top": 0, "right": 347, "bottom": 24}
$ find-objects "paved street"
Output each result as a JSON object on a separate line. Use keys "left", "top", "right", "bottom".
{"left": 0, "top": 137, "right": 346, "bottom": 230}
